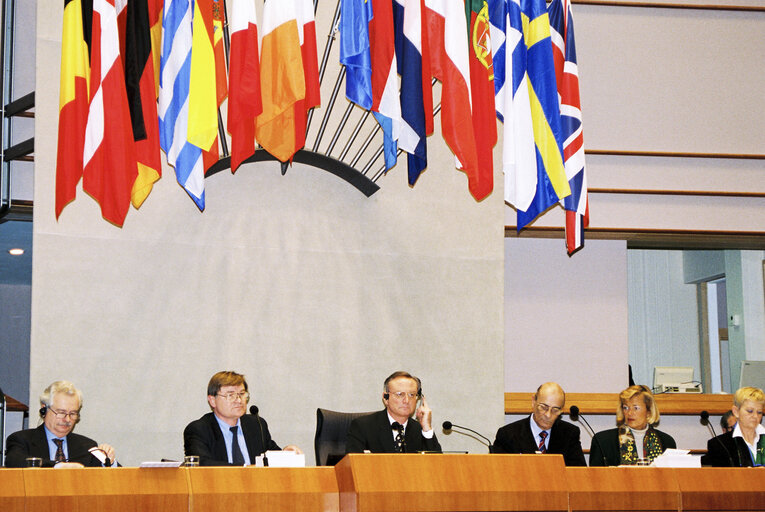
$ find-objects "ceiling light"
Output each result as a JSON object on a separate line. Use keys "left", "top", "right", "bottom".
{"left": 8, "top": 248, "right": 24, "bottom": 256}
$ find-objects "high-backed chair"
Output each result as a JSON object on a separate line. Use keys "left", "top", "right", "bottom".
{"left": 314, "top": 408, "right": 376, "bottom": 466}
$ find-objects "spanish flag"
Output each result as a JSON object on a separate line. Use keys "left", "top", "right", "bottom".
{"left": 55, "top": 0, "right": 92, "bottom": 219}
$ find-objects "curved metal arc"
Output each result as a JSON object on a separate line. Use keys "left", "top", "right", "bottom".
{"left": 204, "top": 149, "right": 379, "bottom": 198}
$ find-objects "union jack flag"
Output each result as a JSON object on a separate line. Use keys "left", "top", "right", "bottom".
{"left": 548, "top": 0, "right": 588, "bottom": 255}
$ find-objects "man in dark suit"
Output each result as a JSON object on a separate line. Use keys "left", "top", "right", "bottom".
{"left": 4, "top": 380, "right": 117, "bottom": 467}
{"left": 346, "top": 371, "right": 442, "bottom": 454}
{"left": 493, "top": 382, "right": 586, "bottom": 466}
{"left": 184, "top": 371, "right": 302, "bottom": 466}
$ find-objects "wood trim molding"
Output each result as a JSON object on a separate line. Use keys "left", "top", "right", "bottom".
{"left": 586, "top": 149, "right": 765, "bottom": 159}
{"left": 588, "top": 188, "right": 765, "bottom": 198}
{"left": 504, "top": 226, "right": 765, "bottom": 250}
{"left": 505, "top": 392, "right": 734, "bottom": 415}
{"left": 573, "top": 0, "right": 765, "bottom": 12}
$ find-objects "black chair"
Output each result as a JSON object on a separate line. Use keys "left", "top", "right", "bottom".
{"left": 314, "top": 408, "right": 375, "bottom": 466}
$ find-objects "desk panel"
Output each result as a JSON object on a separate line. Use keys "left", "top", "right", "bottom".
{"left": 23, "top": 467, "right": 189, "bottom": 512}
{"left": 567, "top": 467, "right": 680, "bottom": 511}
{"left": 0, "top": 469, "right": 25, "bottom": 512}
{"left": 336, "top": 453, "right": 568, "bottom": 512}
{"left": 675, "top": 467, "right": 765, "bottom": 511}
{"left": 188, "top": 466, "right": 339, "bottom": 512}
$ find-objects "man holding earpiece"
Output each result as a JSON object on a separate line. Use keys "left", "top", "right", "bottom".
{"left": 346, "top": 371, "right": 442, "bottom": 454}
{"left": 4, "top": 380, "right": 117, "bottom": 467}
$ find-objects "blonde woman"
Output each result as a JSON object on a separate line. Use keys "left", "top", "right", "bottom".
{"left": 701, "top": 386, "right": 764, "bottom": 467}
{"left": 589, "top": 385, "right": 676, "bottom": 466}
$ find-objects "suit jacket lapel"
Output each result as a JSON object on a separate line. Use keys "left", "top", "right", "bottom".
{"left": 206, "top": 414, "right": 230, "bottom": 463}
{"left": 377, "top": 411, "right": 396, "bottom": 453}
{"left": 521, "top": 420, "right": 539, "bottom": 453}
{"left": 241, "top": 418, "right": 260, "bottom": 460}
{"left": 32, "top": 425, "right": 51, "bottom": 459}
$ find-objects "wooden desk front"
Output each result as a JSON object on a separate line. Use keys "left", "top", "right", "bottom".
{"left": 23, "top": 467, "right": 188, "bottom": 512}
{"left": 335, "top": 453, "right": 569, "bottom": 512}
{"left": 188, "top": 466, "right": 338, "bottom": 512}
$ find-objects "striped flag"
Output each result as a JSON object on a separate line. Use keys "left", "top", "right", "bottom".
{"left": 490, "top": 0, "right": 536, "bottom": 214}
{"left": 369, "top": 0, "right": 401, "bottom": 171}
{"left": 464, "top": 0, "right": 496, "bottom": 201}
{"left": 393, "top": 0, "right": 429, "bottom": 185}
{"left": 256, "top": 0, "right": 319, "bottom": 163}
{"left": 124, "top": 0, "right": 162, "bottom": 209}
{"left": 514, "top": 0, "right": 570, "bottom": 229}
{"left": 227, "top": 0, "right": 262, "bottom": 172}
{"left": 549, "top": 0, "right": 588, "bottom": 254}
{"left": 423, "top": 0, "right": 479, "bottom": 192}
{"left": 55, "top": 0, "right": 92, "bottom": 219}
{"left": 159, "top": 0, "right": 205, "bottom": 210}
{"left": 82, "top": 0, "right": 138, "bottom": 226}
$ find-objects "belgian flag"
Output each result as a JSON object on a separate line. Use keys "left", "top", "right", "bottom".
{"left": 124, "top": 0, "right": 162, "bottom": 209}
{"left": 55, "top": 0, "right": 92, "bottom": 219}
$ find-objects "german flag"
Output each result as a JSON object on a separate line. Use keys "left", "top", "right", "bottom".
{"left": 55, "top": 0, "right": 92, "bottom": 219}
{"left": 124, "top": 0, "right": 161, "bottom": 209}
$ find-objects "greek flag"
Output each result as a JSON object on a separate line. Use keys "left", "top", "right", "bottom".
{"left": 159, "top": 0, "right": 205, "bottom": 210}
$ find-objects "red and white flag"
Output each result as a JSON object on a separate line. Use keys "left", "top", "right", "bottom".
{"left": 423, "top": 0, "right": 479, "bottom": 192}
{"left": 227, "top": 0, "right": 261, "bottom": 172}
{"left": 82, "top": 0, "right": 138, "bottom": 226}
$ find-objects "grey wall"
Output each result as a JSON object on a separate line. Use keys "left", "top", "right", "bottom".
{"left": 32, "top": 1, "right": 505, "bottom": 466}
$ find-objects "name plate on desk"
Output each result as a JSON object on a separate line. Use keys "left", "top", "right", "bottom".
{"left": 254, "top": 451, "right": 305, "bottom": 467}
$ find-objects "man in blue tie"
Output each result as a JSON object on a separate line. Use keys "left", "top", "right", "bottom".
{"left": 4, "top": 380, "right": 117, "bottom": 467}
{"left": 183, "top": 371, "right": 302, "bottom": 466}
{"left": 493, "top": 382, "right": 586, "bottom": 466}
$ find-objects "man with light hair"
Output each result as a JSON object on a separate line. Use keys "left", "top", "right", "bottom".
{"left": 493, "top": 382, "right": 586, "bottom": 465}
{"left": 4, "top": 380, "right": 117, "bottom": 467}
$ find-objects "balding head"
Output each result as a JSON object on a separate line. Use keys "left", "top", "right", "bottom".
{"left": 531, "top": 382, "right": 565, "bottom": 430}
{"left": 535, "top": 382, "right": 565, "bottom": 405}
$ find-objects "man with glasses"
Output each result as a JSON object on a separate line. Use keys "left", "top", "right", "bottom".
{"left": 4, "top": 380, "right": 117, "bottom": 467}
{"left": 346, "top": 371, "right": 442, "bottom": 454}
{"left": 493, "top": 382, "right": 586, "bottom": 465}
{"left": 184, "top": 370, "right": 301, "bottom": 466}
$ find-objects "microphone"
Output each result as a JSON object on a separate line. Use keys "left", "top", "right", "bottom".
{"left": 442, "top": 421, "right": 494, "bottom": 453}
{"left": 700, "top": 410, "right": 735, "bottom": 467}
{"left": 250, "top": 405, "right": 269, "bottom": 466}
{"left": 568, "top": 405, "right": 607, "bottom": 466}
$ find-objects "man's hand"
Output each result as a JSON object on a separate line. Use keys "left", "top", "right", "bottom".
{"left": 415, "top": 396, "right": 432, "bottom": 431}
{"left": 98, "top": 443, "right": 116, "bottom": 463}
{"left": 283, "top": 445, "right": 303, "bottom": 454}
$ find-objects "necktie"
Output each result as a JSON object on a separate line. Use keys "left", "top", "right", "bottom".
{"left": 392, "top": 422, "right": 405, "bottom": 453}
{"left": 230, "top": 426, "right": 245, "bottom": 465}
{"left": 538, "top": 431, "right": 548, "bottom": 453}
{"left": 52, "top": 438, "right": 66, "bottom": 463}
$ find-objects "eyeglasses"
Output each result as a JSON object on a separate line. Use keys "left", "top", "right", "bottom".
{"left": 536, "top": 403, "right": 562, "bottom": 415}
{"left": 217, "top": 391, "right": 250, "bottom": 402}
{"left": 50, "top": 409, "right": 80, "bottom": 420}
{"left": 622, "top": 404, "right": 644, "bottom": 412}
{"left": 388, "top": 391, "right": 418, "bottom": 400}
